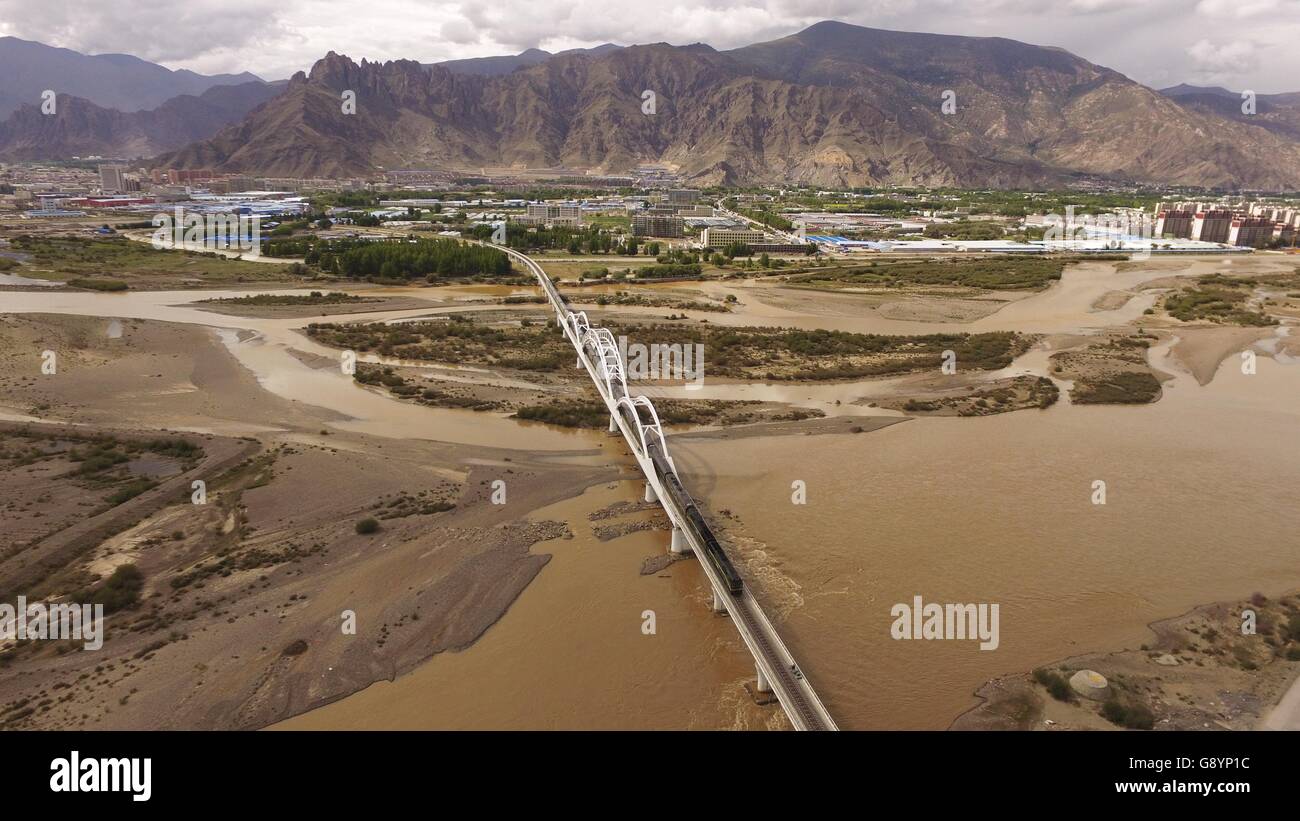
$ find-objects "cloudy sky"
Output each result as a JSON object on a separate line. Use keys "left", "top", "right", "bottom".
{"left": 2, "top": 0, "right": 1297, "bottom": 92}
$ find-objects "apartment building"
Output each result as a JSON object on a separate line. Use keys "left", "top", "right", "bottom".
{"left": 1228, "top": 217, "right": 1276, "bottom": 248}
{"left": 1191, "top": 210, "right": 1233, "bottom": 243}
{"left": 632, "top": 213, "right": 684, "bottom": 238}
{"left": 98, "top": 164, "right": 127, "bottom": 194}
{"left": 1159, "top": 200, "right": 1300, "bottom": 247}
{"left": 522, "top": 203, "right": 582, "bottom": 226}
{"left": 1154, "top": 209, "right": 1194, "bottom": 238}
{"left": 674, "top": 205, "right": 715, "bottom": 218}
{"left": 701, "top": 227, "right": 767, "bottom": 247}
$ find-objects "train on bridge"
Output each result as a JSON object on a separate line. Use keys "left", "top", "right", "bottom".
{"left": 647, "top": 445, "right": 744, "bottom": 596}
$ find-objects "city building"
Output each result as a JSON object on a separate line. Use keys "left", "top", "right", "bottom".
{"left": 67, "top": 196, "right": 155, "bottom": 208}
{"left": 749, "top": 242, "right": 815, "bottom": 254}
{"left": 521, "top": 202, "right": 581, "bottom": 226}
{"left": 666, "top": 188, "right": 701, "bottom": 205}
{"left": 1191, "top": 210, "right": 1233, "bottom": 243}
{"left": 1154, "top": 209, "right": 1194, "bottom": 238}
{"left": 674, "top": 205, "right": 715, "bottom": 218}
{"left": 701, "top": 227, "right": 767, "bottom": 247}
{"left": 98, "top": 164, "right": 127, "bottom": 193}
{"left": 1228, "top": 217, "right": 1275, "bottom": 248}
{"left": 632, "top": 213, "right": 684, "bottom": 238}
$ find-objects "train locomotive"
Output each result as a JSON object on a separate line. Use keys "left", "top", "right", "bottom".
{"left": 649, "top": 447, "right": 744, "bottom": 596}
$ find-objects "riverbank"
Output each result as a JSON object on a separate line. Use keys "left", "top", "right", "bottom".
{"left": 0, "top": 308, "right": 635, "bottom": 729}
{"left": 951, "top": 590, "right": 1300, "bottom": 730}
{"left": 2, "top": 250, "right": 1296, "bottom": 730}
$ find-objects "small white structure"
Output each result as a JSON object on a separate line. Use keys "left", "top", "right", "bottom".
{"left": 1069, "top": 669, "right": 1110, "bottom": 700}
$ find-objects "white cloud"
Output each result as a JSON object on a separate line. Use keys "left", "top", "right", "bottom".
{"left": 440, "top": 19, "right": 480, "bottom": 46}
{"left": 1187, "top": 38, "right": 1263, "bottom": 84}
{"left": 1195, "top": 0, "right": 1300, "bottom": 18}
{"left": 0, "top": 0, "right": 1296, "bottom": 93}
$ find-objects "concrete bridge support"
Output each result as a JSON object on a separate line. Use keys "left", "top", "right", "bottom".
{"left": 711, "top": 587, "right": 727, "bottom": 614}
{"left": 608, "top": 415, "right": 618, "bottom": 433}
{"left": 670, "top": 526, "right": 688, "bottom": 554}
{"left": 644, "top": 482, "right": 657, "bottom": 504}
{"left": 755, "top": 664, "right": 772, "bottom": 694}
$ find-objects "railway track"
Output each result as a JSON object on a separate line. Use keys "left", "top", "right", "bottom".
{"left": 489, "top": 240, "right": 837, "bottom": 730}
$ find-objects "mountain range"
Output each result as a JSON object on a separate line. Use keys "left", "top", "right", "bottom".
{"left": 1159, "top": 84, "right": 1300, "bottom": 142}
{"left": 0, "top": 83, "right": 281, "bottom": 161}
{"left": 154, "top": 22, "right": 1300, "bottom": 189}
{"left": 5, "top": 23, "right": 1300, "bottom": 189}
{"left": 0, "top": 36, "right": 264, "bottom": 118}
{"left": 429, "top": 44, "right": 622, "bottom": 77}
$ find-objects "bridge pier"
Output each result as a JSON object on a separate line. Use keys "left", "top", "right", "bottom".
{"left": 503, "top": 244, "right": 836, "bottom": 730}
{"left": 711, "top": 587, "right": 727, "bottom": 613}
{"left": 670, "top": 526, "right": 689, "bottom": 555}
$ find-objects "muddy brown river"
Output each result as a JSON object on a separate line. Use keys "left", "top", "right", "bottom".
{"left": 4, "top": 255, "right": 1298, "bottom": 729}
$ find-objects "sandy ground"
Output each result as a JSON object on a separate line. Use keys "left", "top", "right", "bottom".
{"left": 0, "top": 313, "right": 327, "bottom": 436}
{"left": 0, "top": 313, "right": 619, "bottom": 729}
{"left": 1260, "top": 669, "right": 1300, "bottom": 730}
{"left": 192, "top": 296, "right": 435, "bottom": 319}
{"left": 739, "top": 282, "right": 1030, "bottom": 324}
{"left": 1167, "top": 326, "right": 1281, "bottom": 385}
{"left": 2, "top": 250, "right": 1296, "bottom": 731}
{"left": 952, "top": 591, "right": 1300, "bottom": 731}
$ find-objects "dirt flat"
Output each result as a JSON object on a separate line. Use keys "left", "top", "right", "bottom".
{"left": 952, "top": 591, "right": 1300, "bottom": 731}
{"left": 193, "top": 296, "right": 434, "bottom": 319}
{"left": 1169, "top": 326, "right": 1279, "bottom": 385}
{"left": 0, "top": 314, "right": 617, "bottom": 729}
{"left": 0, "top": 313, "right": 323, "bottom": 435}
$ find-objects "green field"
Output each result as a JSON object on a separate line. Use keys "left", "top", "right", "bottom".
{"left": 785, "top": 256, "right": 1069, "bottom": 291}
{"left": 7, "top": 235, "right": 302, "bottom": 287}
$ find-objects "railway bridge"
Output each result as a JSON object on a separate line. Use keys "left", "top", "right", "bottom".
{"left": 494, "top": 242, "right": 838, "bottom": 731}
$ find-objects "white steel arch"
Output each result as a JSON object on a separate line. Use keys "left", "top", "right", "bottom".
{"left": 585, "top": 327, "right": 626, "bottom": 398}
{"left": 567, "top": 311, "right": 591, "bottom": 340}
{"left": 614, "top": 394, "right": 669, "bottom": 464}
{"left": 479, "top": 238, "right": 839, "bottom": 731}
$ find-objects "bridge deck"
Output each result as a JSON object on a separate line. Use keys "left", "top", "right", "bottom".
{"left": 496, "top": 243, "right": 837, "bottom": 731}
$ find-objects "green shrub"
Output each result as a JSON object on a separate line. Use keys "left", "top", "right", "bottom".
{"left": 355, "top": 517, "right": 380, "bottom": 534}
{"left": 1102, "top": 698, "right": 1155, "bottom": 730}
{"left": 106, "top": 479, "right": 156, "bottom": 505}
{"left": 1032, "top": 668, "right": 1074, "bottom": 703}
{"left": 513, "top": 401, "right": 608, "bottom": 428}
{"left": 68, "top": 278, "right": 129, "bottom": 291}
{"left": 86, "top": 564, "right": 144, "bottom": 613}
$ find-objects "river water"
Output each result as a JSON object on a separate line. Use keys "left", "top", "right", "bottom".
{"left": 669, "top": 349, "right": 1300, "bottom": 728}
{"left": 3, "top": 259, "right": 1297, "bottom": 729}
{"left": 0, "top": 287, "right": 579, "bottom": 450}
